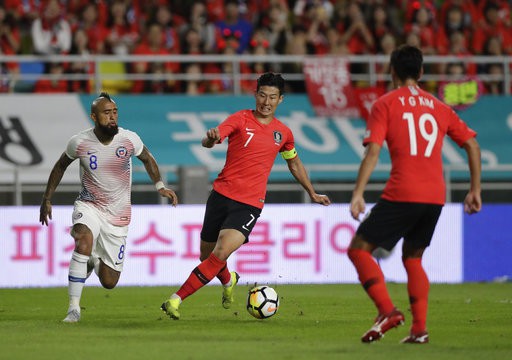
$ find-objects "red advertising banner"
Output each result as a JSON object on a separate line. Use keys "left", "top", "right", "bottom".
{"left": 303, "top": 57, "right": 384, "bottom": 119}
{"left": 303, "top": 57, "right": 360, "bottom": 117}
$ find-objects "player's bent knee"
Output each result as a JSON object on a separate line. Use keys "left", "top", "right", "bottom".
{"left": 99, "top": 276, "right": 119, "bottom": 289}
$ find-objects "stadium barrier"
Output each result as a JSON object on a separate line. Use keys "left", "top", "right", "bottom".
{"left": 0, "top": 54, "right": 510, "bottom": 95}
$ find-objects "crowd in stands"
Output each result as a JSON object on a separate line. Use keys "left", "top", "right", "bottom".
{"left": 0, "top": 0, "right": 511, "bottom": 95}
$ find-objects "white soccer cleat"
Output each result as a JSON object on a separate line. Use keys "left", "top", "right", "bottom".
{"left": 62, "top": 308, "right": 81, "bottom": 323}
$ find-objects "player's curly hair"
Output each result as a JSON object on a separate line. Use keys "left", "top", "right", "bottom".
{"left": 257, "top": 72, "right": 285, "bottom": 96}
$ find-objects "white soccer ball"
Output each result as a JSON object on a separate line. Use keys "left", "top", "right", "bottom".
{"left": 246, "top": 285, "right": 279, "bottom": 319}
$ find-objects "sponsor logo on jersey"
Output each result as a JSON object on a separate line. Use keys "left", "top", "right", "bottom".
{"left": 273, "top": 131, "right": 282, "bottom": 144}
{"left": 115, "top": 146, "right": 129, "bottom": 158}
{"left": 73, "top": 212, "right": 83, "bottom": 220}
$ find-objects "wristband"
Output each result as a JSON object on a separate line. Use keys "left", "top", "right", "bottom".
{"left": 155, "top": 181, "right": 165, "bottom": 191}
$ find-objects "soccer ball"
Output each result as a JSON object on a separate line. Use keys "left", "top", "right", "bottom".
{"left": 246, "top": 285, "right": 279, "bottom": 319}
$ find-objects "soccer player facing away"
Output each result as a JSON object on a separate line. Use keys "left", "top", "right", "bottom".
{"left": 40, "top": 92, "right": 178, "bottom": 322}
{"left": 160, "top": 72, "right": 331, "bottom": 319}
{"left": 348, "top": 45, "right": 482, "bottom": 344}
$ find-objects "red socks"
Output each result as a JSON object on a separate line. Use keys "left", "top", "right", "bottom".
{"left": 348, "top": 248, "right": 395, "bottom": 315}
{"left": 176, "top": 253, "right": 226, "bottom": 301}
{"left": 403, "top": 258, "right": 429, "bottom": 334}
{"left": 216, "top": 265, "right": 231, "bottom": 285}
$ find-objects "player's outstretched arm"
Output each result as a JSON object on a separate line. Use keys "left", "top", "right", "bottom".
{"left": 285, "top": 155, "right": 331, "bottom": 206}
{"left": 138, "top": 146, "right": 178, "bottom": 206}
{"left": 462, "top": 137, "right": 482, "bottom": 214}
{"left": 350, "top": 142, "right": 381, "bottom": 221}
{"left": 40, "top": 152, "right": 74, "bottom": 226}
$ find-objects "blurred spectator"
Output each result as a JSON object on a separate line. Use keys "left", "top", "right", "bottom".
{"left": 148, "top": 4, "right": 184, "bottom": 53}
{"left": 403, "top": 0, "right": 437, "bottom": 23}
{"left": 293, "top": 0, "right": 333, "bottom": 21}
{"left": 74, "top": 3, "right": 109, "bottom": 54}
{"left": 444, "top": 62, "right": 466, "bottom": 81}
{"left": 31, "top": 0, "right": 72, "bottom": 55}
{"left": 179, "top": 1, "right": 216, "bottom": 54}
{"left": 325, "top": 26, "right": 350, "bottom": 56}
{"left": 438, "top": 0, "right": 477, "bottom": 28}
{"left": 281, "top": 25, "right": 310, "bottom": 93}
{"left": 208, "top": 35, "right": 239, "bottom": 93}
{"left": 215, "top": 0, "right": 253, "bottom": 54}
{"left": 404, "top": 5, "right": 437, "bottom": 55}
{"left": 64, "top": 0, "right": 90, "bottom": 29}
{"left": 205, "top": 0, "right": 226, "bottom": 23}
{"left": 440, "top": 31, "right": 476, "bottom": 75}
{"left": 4, "top": 0, "right": 40, "bottom": 31}
{"left": 335, "top": 1, "right": 374, "bottom": 55}
{"left": 369, "top": 4, "right": 401, "bottom": 53}
{"left": 131, "top": 22, "right": 180, "bottom": 93}
{"left": 436, "top": 5, "right": 472, "bottom": 55}
{"left": 0, "top": 5, "right": 21, "bottom": 55}
{"left": 34, "top": 62, "right": 68, "bottom": 93}
{"left": 302, "top": 1, "right": 331, "bottom": 55}
{"left": 240, "top": 27, "right": 275, "bottom": 93}
{"left": 472, "top": 2, "right": 512, "bottom": 54}
{"left": 67, "top": 28, "right": 92, "bottom": 93}
{"left": 0, "top": 5, "right": 21, "bottom": 89}
{"left": 375, "top": 32, "right": 397, "bottom": 90}
{"left": 260, "top": 2, "right": 289, "bottom": 55}
{"left": 181, "top": 62, "right": 212, "bottom": 95}
{"left": 483, "top": 63, "right": 505, "bottom": 94}
{"left": 105, "top": 0, "right": 140, "bottom": 55}
{"left": 181, "top": 28, "right": 204, "bottom": 55}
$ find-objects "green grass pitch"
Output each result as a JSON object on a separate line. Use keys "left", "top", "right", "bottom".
{"left": 1, "top": 283, "right": 511, "bottom": 360}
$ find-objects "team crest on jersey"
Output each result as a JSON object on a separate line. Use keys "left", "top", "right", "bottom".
{"left": 273, "top": 131, "right": 282, "bottom": 144}
{"left": 116, "top": 146, "right": 129, "bottom": 158}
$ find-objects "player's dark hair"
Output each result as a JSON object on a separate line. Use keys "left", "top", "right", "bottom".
{"left": 91, "top": 92, "right": 115, "bottom": 113}
{"left": 390, "top": 45, "right": 423, "bottom": 82}
{"left": 257, "top": 72, "right": 285, "bottom": 95}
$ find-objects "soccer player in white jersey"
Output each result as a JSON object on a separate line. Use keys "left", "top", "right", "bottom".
{"left": 40, "top": 92, "right": 178, "bottom": 322}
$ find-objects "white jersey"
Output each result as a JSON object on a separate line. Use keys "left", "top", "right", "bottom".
{"left": 66, "top": 127, "right": 144, "bottom": 226}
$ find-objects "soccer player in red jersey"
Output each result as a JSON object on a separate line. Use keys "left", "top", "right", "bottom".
{"left": 161, "top": 72, "right": 331, "bottom": 319}
{"left": 348, "top": 45, "right": 482, "bottom": 344}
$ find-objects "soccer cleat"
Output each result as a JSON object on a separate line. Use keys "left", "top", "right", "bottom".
{"left": 361, "top": 308, "right": 405, "bottom": 343}
{"left": 161, "top": 298, "right": 181, "bottom": 320}
{"left": 62, "top": 308, "right": 81, "bottom": 323}
{"left": 401, "top": 331, "right": 429, "bottom": 344}
{"left": 222, "top": 271, "right": 240, "bottom": 309}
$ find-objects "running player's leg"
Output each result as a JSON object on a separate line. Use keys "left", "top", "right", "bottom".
{"left": 400, "top": 204, "right": 441, "bottom": 343}
{"left": 93, "top": 224, "right": 127, "bottom": 289}
{"left": 64, "top": 223, "right": 93, "bottom": 323}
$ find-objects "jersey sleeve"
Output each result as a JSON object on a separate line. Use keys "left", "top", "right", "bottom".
{"left": 124, "top": 129, "right": 144, "bottom": 156}
{"left": 446, "top": 109, "right": 477, "bottom": 147}
{"left": 363, "top": 99, "right": 388, "bottom": 146}
{"left": 65, "top": 134, "right": 80, "bottom": 160}
{"left": 217, "top": 113, "right": 242, "bottom": 143}
{"left": 279, "top": 126, "right": 297, "bottom": 160}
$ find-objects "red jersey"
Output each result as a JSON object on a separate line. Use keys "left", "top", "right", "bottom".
{"left": 213, "top": 109, "right": 296, "bottom": 208}
{"left": 364, "top": 85, "right": 476, "bottom": 205}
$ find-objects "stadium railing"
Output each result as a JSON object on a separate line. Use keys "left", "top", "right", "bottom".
{"left": 2, "top": 163, "right": 512, "bottom": 206}
{"left": 0, "top": 54, "right": 511, "bottom": 95}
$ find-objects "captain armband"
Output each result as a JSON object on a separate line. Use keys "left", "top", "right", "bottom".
{"left": 280, "top": 148, "right": 297, "bottom": 160}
